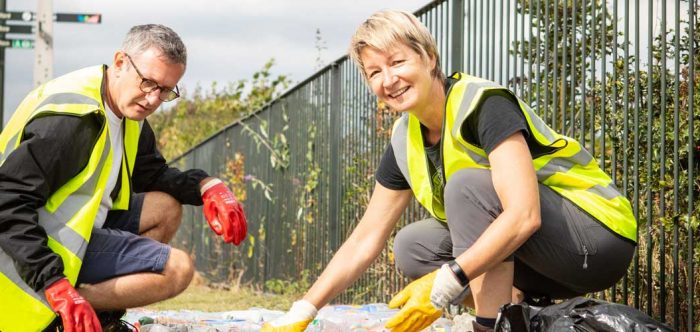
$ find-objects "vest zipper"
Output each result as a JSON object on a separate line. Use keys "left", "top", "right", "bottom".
{"left": 582, "top": 245, "right": 589, "bottom": 269}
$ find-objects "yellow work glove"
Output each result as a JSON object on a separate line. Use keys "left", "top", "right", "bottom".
{"left": 260, "top": 299, "right": 317, "bottom": 332}
{"left": 385, "top": 270, "right": 442, "bottom": 332}
{"left": 385, "top": 264, "right": 468, "bottom": 332}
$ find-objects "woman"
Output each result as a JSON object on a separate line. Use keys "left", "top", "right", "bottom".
{"left": 262, "top": 10, "right": 636, "bottom": 332}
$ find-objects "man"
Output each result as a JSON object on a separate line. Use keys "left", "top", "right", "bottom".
{"left": 0, "top": 24, "right": 247, "bottom": 331}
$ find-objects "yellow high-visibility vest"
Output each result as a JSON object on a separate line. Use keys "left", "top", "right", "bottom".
{"left": 390, "top": 73, "right": 637, "bottom": 243}
{"left": 0, "top": 65, "right": 141, "bottom": 331}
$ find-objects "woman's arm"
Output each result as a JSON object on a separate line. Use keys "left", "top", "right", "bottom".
{"left": 303, "top": 182, "right": 413, "bottom": 308}
{"left": 454, "top": 131, "right": 541, "bottom": 280}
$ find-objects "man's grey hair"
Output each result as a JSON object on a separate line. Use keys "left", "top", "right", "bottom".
{"left": 121, "top": 24, "right": 187, "bottom": 65}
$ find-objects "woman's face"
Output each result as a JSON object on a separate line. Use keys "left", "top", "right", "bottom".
{"left": 360, "top": 42, "right": 436, "bottom": 113}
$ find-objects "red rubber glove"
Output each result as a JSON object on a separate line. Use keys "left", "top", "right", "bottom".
{"left": 44, "top": 278, "right": 102, "bottom": 332}
{"left": 201, "top": 178, "right": 247, "bottom": 245}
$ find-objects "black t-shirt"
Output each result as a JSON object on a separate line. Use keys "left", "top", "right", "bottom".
{"left": 375, "top": 90, "right": 531, "bottom": 190}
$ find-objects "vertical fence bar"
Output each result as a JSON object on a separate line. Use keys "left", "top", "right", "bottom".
{"left": 521, "top": 0, "right": 525, "bottom": 95}
{"left": 659, "top": 0, "right": 667, "bottom": 323}
{"left": 491, "top": 0, "right": 496, "bottom": 80}
{"left": 479, "top": 0, "right": 484, "bottom": 77}
{"left": 686, "top": 1, "right": 695, "bottom": 329}
{"left": 562, "top": 0, "right": 568, "bottom": 133}
{"left": 645, "top": 0, "right": 653, "bottom": 317}
{"left": 528, "top": 0, "right": 533, "bottom": 102}
{"left": 544, "top": 0, "right": 550, "bottom": 124}
{"left": 451, "top": 0, "right": 465, "bottom": 73}
{"left": 513, "top": 0, "right": 519, "bottom": 95}
{"left": 530, "top": 0, "right": 549, "bottom": 116}
{"left": 580, "top": 0, "right": 586, "bottom": 146}
{"left": 599, "top": 0, "right": 606, "bottom": 171}
{"left": 570, "top": 0, "right": 577, "bottom": 138}
{"left": 505, "top": 0, "right": 511, "bottom": 86}
{"left": 610, "top": 0, "right": 618, "bottom": 302}
{"left": 633, "top": 0, "right": 641, "bottom": 310}
{"left": 672, "top": 0, "right": 680, "bottom": 327}
{"left": 623, "top": 0, "right": 631, "bottom": 305}
{"left": 485, "top": 0, "right": 490, "bottom": 79}
{"left": 552, "top": 0, "right": 559, "bottom": 131}
{"left": 589, "top": 0, "right": 596, "bottom": 156}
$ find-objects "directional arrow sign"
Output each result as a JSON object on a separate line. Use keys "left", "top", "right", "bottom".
{"left": 0, "top": 11, "right": 101, "bottom": 23}
{"left": 55, "top": 13, "right": 101, "bottom": 23}
{"left": 0, "top": 11, "right": 35, "bottom": 22}
{"left": 0, "top": 24, "right": 34, "bottom": 34}
{"left": 0, "top": 38, "right": 34, "bottom": 49}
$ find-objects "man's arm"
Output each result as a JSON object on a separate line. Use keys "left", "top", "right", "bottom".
{"left": 0, "top": 114, "right": 100, "bottom": 292}
{"left": 131, "top": 120, "right": 209, "bottom": 205}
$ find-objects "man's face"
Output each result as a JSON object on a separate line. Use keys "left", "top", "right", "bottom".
{"left": 110, "top": 47, "right": 185, "bottom": 120}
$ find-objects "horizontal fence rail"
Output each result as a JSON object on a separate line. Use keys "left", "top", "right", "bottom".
{"left": 170, "top": 0, "right": 698, "bottom": 329}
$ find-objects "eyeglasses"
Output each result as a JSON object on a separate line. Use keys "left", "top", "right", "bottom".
{"left": 124, "top": 53, "right": 180, "bottom": 102}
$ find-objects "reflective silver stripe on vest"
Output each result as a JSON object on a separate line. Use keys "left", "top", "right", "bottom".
{"left": 38, "top": 135, "right": 111, "bottom": 260}
{"left": 1, "top": 93, "right": 100, "bottom": 166}
{"left": 0, "top": 249, "right": 48, "bottom": 305}
{"left": 391, "top": 115, "right": 412, "bottom": 187}
{"left": 586, "top": 182, "right": 623, "bottom": 200}
{"left": 35, "top": 92, "right": 99, "bottom": 111}
{"left": 520, "top": 104, "right": 557, "bottom": 143}
{"left": 0, "top": 132, "right": 21, "bottom": 166}
{"left": 536, "top": 149, "right": 593, "bottom": 181}
{"left": 454, "top": 81, "right": 501, "bottom": 129}
{"left": 454, "top": 140, "right": 490, "bottom": 166}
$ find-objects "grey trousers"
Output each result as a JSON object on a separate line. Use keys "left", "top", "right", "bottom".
{"left": 393, "top": 168, "right": 635, "bottom": 299}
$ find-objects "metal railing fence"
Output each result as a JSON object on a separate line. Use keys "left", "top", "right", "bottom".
{"left": 170, "top": 0, "right": 698, "bottom": 329}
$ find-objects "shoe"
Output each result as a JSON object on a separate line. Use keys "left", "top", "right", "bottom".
{"left": 98, "top": 310, "right": 137, "bottom": 332}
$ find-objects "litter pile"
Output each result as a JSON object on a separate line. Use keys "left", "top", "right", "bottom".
{"left": 125, "top": 303, "right": 456, "bottom": 331}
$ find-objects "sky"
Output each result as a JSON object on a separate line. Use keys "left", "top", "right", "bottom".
{"left": 2, "top": 0, "right": 428, "bottom": 125}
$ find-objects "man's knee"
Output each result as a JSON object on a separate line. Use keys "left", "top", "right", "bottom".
{"left": 162, "top": 248, "right": 194, "bottom": 298}
{"left": 142, "top": 192, "right": 183, "bottom": 239}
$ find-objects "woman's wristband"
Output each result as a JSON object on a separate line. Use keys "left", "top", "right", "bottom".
{"left": 449, "top": 260, "right": 470, "bottom": 287}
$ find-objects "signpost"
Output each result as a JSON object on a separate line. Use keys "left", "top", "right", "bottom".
{"left": 0, "top": 2, "right": 102, "bottom": 129}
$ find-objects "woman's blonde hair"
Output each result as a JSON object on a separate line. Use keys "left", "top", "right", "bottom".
{"left": 349, "top": 10, "right": 445, "bottom": 83}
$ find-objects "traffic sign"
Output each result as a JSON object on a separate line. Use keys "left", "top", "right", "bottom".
{"left": 0, "top": 11, "right": 101, "bottom": 23}
{"left": 0, "top": 11, "right": 34, "bottom": 22}
{"left": 55, "top": 13, "right": 101, "bottom": 23}
{"left": 0, "top": 38, "right": 34, "bottom": 49}
{"left": 0, "top": 24, "right": 34, "bottom": 34}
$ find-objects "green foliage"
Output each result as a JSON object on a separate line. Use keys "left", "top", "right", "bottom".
{"left": 149, "top": 59, "right": 291, "bottom": 160}
{"left": 264, "top": 270, "right": 312, "bottom": 296}
{"left": 513, "top": 0, "right": 699, "bottom": 327}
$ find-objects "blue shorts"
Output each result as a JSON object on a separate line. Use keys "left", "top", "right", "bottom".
{"left": 76, "top": 193, "right": 171, "bottom": 285}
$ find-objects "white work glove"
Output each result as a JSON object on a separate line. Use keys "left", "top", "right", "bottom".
{"left": 429, "top": 263, "right": 469, "bottom": 309}
{"left": 261, "top": 299, "right": 318, "bottom": 331}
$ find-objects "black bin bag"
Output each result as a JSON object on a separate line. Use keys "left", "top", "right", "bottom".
{"left": 494, "top": 297, "right": 675, "bottom": 332}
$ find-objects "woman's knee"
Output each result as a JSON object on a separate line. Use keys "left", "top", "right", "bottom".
{"left": 444, "top": 169, "right": 502, "bottom": 250}
{"left": 393, "top": 219, "right": 451, "bottom": 280}
{"left": 444, "top": 169, "right": 498, "bottom": 209}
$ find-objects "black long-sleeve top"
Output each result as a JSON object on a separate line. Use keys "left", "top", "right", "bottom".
{"left": 0, "top": 113, "right": 208, "bottom": 293}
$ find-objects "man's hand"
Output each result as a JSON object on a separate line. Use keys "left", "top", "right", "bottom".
{"left": 44, "top": 278, "right": 102, "bottom": 332}
{"left": 385, "top": 270, "right": 442, "bottom": 332}
{"left": 201, "top": 178, "right": 247, "bottom": 245}
{"left": 260, "top": 299, "right": 317, "bottom": 332}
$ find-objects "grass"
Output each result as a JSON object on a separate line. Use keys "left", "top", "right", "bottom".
{"left": 141, "top": 272, "right": 298, "bottom": 312}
